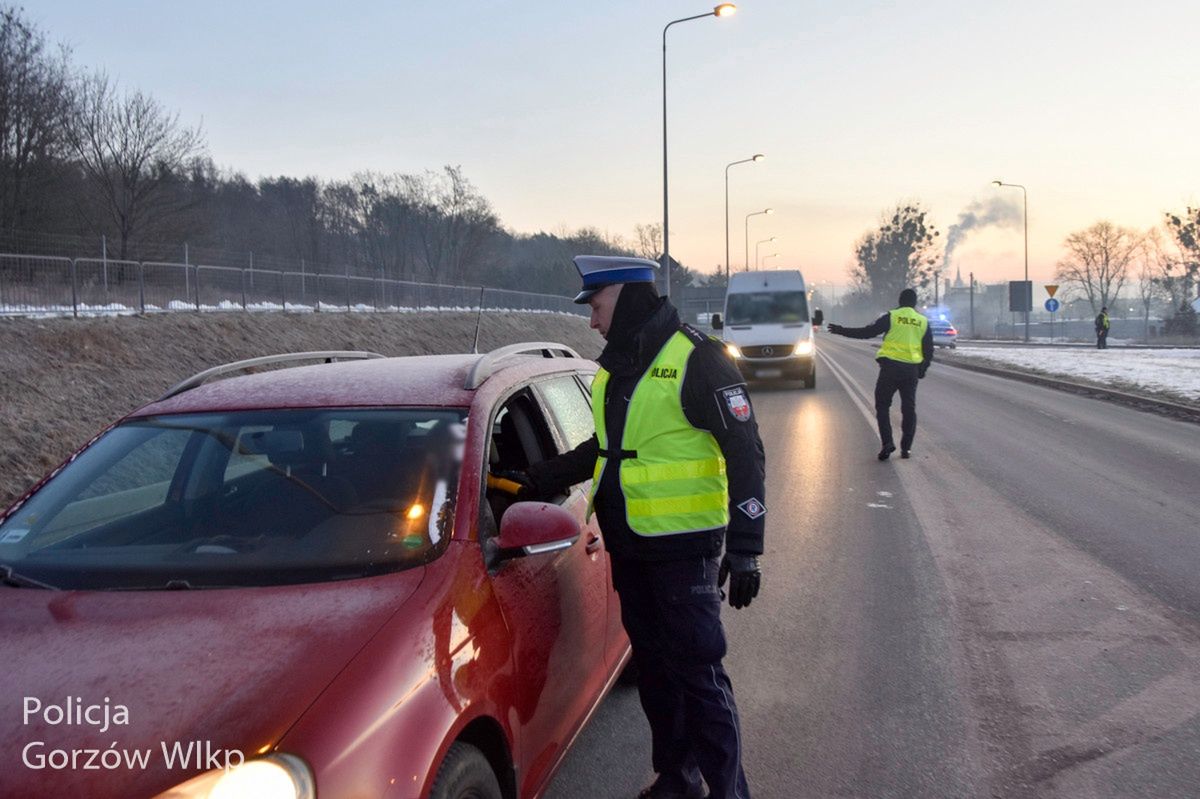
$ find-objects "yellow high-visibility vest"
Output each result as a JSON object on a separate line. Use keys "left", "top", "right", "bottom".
{"left": 876, "top": 307, "right": 928, "bottom": 364}
{"left": 590, "top": 331, "right": 729, "bottom": 536}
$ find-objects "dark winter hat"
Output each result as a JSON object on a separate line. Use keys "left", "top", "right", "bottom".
{"left": 898, "top": 288, "right": 918, "bottom": 307}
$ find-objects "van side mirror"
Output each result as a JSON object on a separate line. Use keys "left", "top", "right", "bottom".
{"left": 711, "top": 313, "right": 723, "bottom": 331}
{"left": 812, "top": 309, "right": 824, "bottom": 327}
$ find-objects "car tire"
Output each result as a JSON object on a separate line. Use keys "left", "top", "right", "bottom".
{"left": 430, "top": 742, "right": 502, "bottom": 799}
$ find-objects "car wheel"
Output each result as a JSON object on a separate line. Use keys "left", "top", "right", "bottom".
{"left": 430, "top": 742, "right": 502, "bottom": 799}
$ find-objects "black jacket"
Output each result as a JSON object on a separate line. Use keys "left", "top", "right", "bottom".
{"left": 833, "top": 310, "right": 934, "bottom": 374}
{"left": 528, "top": 297, "right": 766, "bottom": 561}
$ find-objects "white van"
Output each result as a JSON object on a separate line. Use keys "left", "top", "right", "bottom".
{"left": 712, "top": 270, "right": 821, "bottom": 389}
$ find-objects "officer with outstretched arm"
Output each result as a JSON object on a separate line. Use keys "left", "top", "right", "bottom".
{"left": 826, "top": 287, "right": 933, "bottom": 460}
{"left": 512, "top": 256, "right": 766, "bottom": 799}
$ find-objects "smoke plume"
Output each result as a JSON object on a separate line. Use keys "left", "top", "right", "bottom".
{"left": 943, "top": 196, "right": 1022, "bottom": 269}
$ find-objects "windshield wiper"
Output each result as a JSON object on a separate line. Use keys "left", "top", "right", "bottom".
{"left": 0, "top": 564, "right": 58, "bottom": 590}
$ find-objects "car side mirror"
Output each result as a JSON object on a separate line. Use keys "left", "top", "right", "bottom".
{"left": 493, "top": 501, "right": 580, "bottom": 562}
{"left": 812, "top": 309, "right": 824, "bottom": 327}
{"left": 711, "top": 313, "right": 723, "bottom": 331}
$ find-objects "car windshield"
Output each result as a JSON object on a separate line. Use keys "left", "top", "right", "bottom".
{"left": 0, "top": 408, "right": 466, "bottom": 590}
{"left": 726, "top": 291, "right": 809, "bottom": 325}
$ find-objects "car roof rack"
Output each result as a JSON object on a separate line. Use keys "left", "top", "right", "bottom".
{"left": 158, "top": 351, "right": 386, "bottom": 401}
{"left": 464, "top": 342, "right": 582, "bottom": 390}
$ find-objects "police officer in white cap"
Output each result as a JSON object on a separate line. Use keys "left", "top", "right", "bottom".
{"left": 517, "top": 255, "right": 766, "bottom": 799}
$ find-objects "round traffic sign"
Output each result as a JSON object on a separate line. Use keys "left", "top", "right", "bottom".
{"left": 1045, "top": 298, "right": 1060, "bottom": 312}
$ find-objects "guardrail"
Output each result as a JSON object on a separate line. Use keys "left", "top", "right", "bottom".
{"left": 0, "top": 254, "right": 583, "bottom": 318}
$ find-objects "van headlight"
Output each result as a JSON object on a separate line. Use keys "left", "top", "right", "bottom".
{"left": 793, "top": 340, "right": 814, "bottom": 356}
{"left": 153, "top": 754, "right": 314, "bottom": 799}
{"left": 725, "top": 343, "right": 742, "bottom": 359}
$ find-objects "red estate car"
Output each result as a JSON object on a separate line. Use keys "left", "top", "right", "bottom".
{"left": 0, "top": 344, "right": 629, "bottom": 799}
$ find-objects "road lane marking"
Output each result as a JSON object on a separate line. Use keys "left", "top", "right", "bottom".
{"left": 817, "top": 348, "right": 876, "bottom": 429}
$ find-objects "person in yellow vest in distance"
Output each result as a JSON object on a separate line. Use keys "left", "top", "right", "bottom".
{"left": 508, "top": 255, "right": 766, "bottom": 799}
{"left": 825, "top": 288, "right": 934, "bottom": 461}
{"left": 1095, "top": 307, "right": 1110, "bottom": 349}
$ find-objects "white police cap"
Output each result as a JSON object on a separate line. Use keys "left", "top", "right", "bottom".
{"left": 571, "top": 255, "right": 659, "bottom": 304}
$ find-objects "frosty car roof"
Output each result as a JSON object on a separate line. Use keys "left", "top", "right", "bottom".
{"left": 132, "top": 343, "right": 585, "bottom": 417}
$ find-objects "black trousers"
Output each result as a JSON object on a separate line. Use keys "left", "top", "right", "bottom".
{"left": 1097, "top": 329, "right": 1108, "bottom": 349}
{"left": 610, "top": 554, "right": 750, "bottom": 799}
{"left": 874, "top": 359, "right": 920, "bottom": 451}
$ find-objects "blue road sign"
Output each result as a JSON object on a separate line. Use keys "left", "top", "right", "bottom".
{"left": 1045, "top": 298, "right": 1060, "bottom": 312}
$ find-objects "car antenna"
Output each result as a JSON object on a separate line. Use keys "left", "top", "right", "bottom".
{"left": 470, "top": 286, "right": 486, "bottom": 354}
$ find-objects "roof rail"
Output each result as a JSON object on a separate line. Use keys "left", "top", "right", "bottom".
{"left": 158, "top": 351, "right": 385, "bottom": 401}
{"left": 464, "top": 342, "right": 582, "bottom": 390}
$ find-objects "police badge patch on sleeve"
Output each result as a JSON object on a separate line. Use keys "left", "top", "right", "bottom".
{"left": 737, "top": 497, "right": 766, "bottom": 520}
{"left": 722, "top": 386, "right": 752, "bottom": 422}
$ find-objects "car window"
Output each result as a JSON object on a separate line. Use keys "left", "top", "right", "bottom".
{"left": 30, "top": 425, "right": 192, "bottom": 545}
{"left": 0, "top": 408, "right": 466, "bottom": 589}
{"left": 537, "top": 375, "right": 594, "bottom": 451}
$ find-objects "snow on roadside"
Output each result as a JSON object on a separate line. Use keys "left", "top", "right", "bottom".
{"left": 952, "top": 345, "right": 1200, "bottom": 402}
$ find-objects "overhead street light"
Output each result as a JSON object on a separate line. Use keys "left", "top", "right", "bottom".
{"left": 762, "top": 253, "right": 779, "bottom": 268}
{"left": 755, "top": 236, "right": 775, "bottom": 269}
{"left": 744, "top": 208, "right": 773, "bottom": 271}
{"left": 662, "top": 4, "right": 737, "bottom": 298}
{"left": 992, "top": 179, "right": 1029, "bottom": 341}
{"left": 725, "top": 153, "right": 764, "bottom": 282}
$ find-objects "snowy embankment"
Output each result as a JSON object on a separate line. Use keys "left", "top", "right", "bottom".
{"left": 951, "top": 345, "right": 1200, "bottom": 403}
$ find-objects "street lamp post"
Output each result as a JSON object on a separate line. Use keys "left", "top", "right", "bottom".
{"left": 992, "top": 179, "right": 1029, "bottom": 341}
{"left": 755, "top": 236, "right": 775, "bottom": 269}
{"left": 762, "top": 253, "right": 779, "bottom": 268}
{"left": 663, "top": 3, "right": 737, "bottom": 298}
{"left": 744, "top": 208, "right": 773, "bottom": 271}
{"left": 725, "top": 153, "right": 763, "bottom": 282}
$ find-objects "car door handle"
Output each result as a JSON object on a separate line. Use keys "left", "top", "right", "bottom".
{"left": 585, "top": 534, "right": 602, "bottom": 554}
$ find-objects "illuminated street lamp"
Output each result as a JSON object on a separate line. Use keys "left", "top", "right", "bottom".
{"left": 662, "top": 4, "right": 737, "bottom": 298}
{"left": 755, "top": 236, "right": 775, "bottom": 269}
{"left": 744, "top": 208, "right": 773, "bottom": 271}
{"left": 992, "top": 179, "right": 1029, "bottom": 341}
{"left": 725, "top": 153, "right": 764, "bottom": 282}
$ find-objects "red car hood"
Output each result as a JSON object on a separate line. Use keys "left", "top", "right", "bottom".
{"left": 0, "top": 569, "right": 424, "bottom": 799}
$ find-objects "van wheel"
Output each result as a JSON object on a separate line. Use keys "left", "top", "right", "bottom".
{"left": 430, "top": 742, "right": 502, "bottom": 799}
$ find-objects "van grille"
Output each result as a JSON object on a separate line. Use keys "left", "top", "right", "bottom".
{"left": 741, "top": 344, "right": 794, "bottom": 358}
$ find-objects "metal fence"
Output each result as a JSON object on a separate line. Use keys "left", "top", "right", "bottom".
{"left": 0, "top": 254, "right": 584, "bottom": 318}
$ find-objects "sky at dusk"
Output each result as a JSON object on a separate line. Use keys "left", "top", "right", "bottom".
{"left": 29, "top": 1, "right": 1200, "bottom": 289}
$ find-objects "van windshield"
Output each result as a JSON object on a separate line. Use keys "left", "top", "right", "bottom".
{"left": 726, "top": 291, "right": 809, "bottom": 325}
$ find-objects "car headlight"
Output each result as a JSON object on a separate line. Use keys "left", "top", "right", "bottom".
{"left": 793, "top": 340, "right": 814, "bottom": 356}
{"left": 725, "top": 343, "right": 742, "bottom": 359}
{"left": 153, "top": 754, "right": 314, "bottom": 799}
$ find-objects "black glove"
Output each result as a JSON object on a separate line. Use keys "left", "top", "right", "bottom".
{"left": 918, "top": 364, "right": 929, "bottom": 379}
{"left": 718, "top": 552, "right": 761, "bottom": 609}
{"left": 826, "top": 323, "right": 843, "bottom": 335}
{"left": 492, "top": 469, "right": 536, "bottom": 500}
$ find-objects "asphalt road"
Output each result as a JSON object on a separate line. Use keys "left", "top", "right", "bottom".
{"left": 546, "top": 334, "right": 1200, "bottom": 799}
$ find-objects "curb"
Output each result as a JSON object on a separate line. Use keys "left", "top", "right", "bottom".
{"left": 937, "top": 356, "right": 1200, "bottom": 425}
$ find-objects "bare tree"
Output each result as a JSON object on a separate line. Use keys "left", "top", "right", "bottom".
{"left": 1054, "top": 221, "right": 1140, "bottom": 314}
{"left": 634, "top": 223, "right": 662, "bottom": 262}
{"left": 1137, "top": 229, "right": 1170, "bottom": 339}
{"left": 63, "top": 72, "right": 206, "bottom": 258}
{"left": 0, "top": 6, "right": 71, "bottom": 229}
